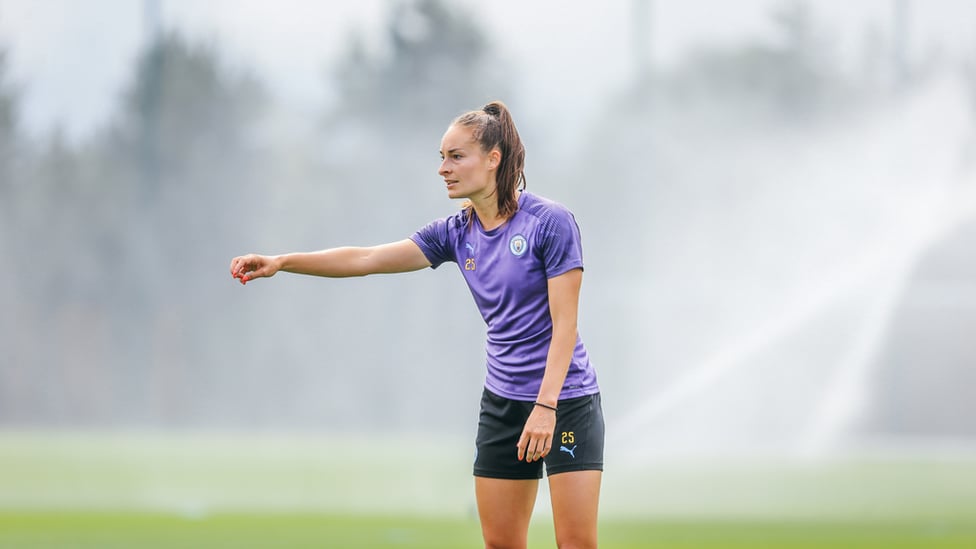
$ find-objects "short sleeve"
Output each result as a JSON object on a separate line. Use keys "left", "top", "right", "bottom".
{"left": 410, "top": 216, "right": 457, "bottom": 269}
{"left": 536, "top": 206, "right": 584, "bottom": 278}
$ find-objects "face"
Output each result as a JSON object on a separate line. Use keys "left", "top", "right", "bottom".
{"left": 438, "top": 124, "right": 500, "bottom": 201}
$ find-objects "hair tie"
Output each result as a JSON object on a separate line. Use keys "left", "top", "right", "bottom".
{"left": 483, "top": 104, "right": 501, "bottom": 117}
{"left": 533, "top": 401, "right": 558, "bottom": 412}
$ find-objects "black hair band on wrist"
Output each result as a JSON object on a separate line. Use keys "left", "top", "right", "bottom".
{"left": 533, "top": 401, "right": 558, "bottom": 412}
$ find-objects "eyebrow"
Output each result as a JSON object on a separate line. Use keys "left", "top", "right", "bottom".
{"left": 440, "top": 147, "right": 465, "bottom": 155}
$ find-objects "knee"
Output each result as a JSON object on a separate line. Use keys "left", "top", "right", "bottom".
{"left": 483, "top": 533, "right": 527, "bottom": 549}
{"left": 555, "top": 535, "right": 598, "bottom": 549}
{"left": 556, "top": 543, "right": 597, "bottom": 549}
{"left": 483, "top": 540, "right": 525, "bottom": 549}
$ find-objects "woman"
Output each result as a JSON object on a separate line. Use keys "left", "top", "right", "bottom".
{"left": 230, "top": 101, "right": 604, "bottom": 549}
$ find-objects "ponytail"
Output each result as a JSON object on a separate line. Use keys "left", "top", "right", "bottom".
{"left": 452, "top": 100, "right": 526, "bottom": 219}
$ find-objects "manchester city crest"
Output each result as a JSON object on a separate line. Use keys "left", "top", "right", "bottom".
{"left": 509, "top": 234, "right": 528, "bottom": 256}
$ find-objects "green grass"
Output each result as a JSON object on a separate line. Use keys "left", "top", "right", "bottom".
{"left": 1, "top": 432, "right": 975, "bottom": 547}
{"left": 0, "top": 512, "right": 974, "bottom": 548}
{"left": 0, "top": 512, "right": 479, "bottom": 549}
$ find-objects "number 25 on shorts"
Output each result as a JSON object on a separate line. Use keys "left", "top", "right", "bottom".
{"left": 561, "top": 431, "right": 574, "bottom": 444}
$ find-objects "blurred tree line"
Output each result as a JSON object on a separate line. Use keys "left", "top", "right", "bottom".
{"left": 0, "top": 0, "right": 507, "bottom": 430}
{"left": 1, "top": 0, "right": 973, "bottom": 438}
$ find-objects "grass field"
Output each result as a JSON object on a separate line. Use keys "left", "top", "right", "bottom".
{"left": 1, "top": 512, "right": 974, "bottom": 548}
{"left": 1, "top": 432, "right": 975, "bottom": 548}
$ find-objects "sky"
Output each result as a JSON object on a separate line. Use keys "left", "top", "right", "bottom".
{"left": 0, "top": 0, "right": 974, "bottom": 141}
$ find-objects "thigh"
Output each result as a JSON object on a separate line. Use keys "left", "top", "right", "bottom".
{"left": 475, "top": 476, "right": 538, "bottom": 549}
{"left": 549, "top": 470, "right": 602, "bottom": 549}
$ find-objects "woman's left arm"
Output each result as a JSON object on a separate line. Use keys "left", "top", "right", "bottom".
{"left": 516, "top": 267, "right": 582, "bottom": 462}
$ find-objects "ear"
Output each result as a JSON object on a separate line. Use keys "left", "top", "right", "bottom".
{"left": 488, "top": 148, "right": 502, "bottom": 170}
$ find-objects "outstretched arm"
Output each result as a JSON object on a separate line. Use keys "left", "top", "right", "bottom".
{"left": 229, "top": 239, "right": 431, "bottom": 283}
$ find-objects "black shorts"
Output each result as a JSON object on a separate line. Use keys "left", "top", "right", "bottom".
{"left": 473, "top": 388, "right": 605, "bottom": 480}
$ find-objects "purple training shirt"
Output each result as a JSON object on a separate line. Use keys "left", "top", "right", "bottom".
{"left": 410, "top": 191, "right": 599, "bottom": 401}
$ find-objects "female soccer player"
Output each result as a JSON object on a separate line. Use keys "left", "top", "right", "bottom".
{"left": 230, "top": 101, "right": 603, "bottom": 549}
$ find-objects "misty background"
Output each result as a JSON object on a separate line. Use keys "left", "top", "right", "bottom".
{"left": 1, "top": 0, "right": 975, "bottom": 518}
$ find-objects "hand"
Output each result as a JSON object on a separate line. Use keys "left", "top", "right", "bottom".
{"left": 516, "top": 405, "right": 556, "bottom": 463}
{"left": 229, "top": 254, "right": 280, "bottom": 285}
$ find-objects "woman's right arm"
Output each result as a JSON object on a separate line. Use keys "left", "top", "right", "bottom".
{"left": 229, "top": 239, "right": 431, "bottom": 283}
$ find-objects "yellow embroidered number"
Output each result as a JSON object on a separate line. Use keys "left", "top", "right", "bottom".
{"left": 561, "top": 431, "right": 575, "bottom": 444}
{"left": 464, "top": 258, "right": 476, "bottom": 271}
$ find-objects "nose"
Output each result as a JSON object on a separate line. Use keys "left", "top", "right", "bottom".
{"left": 438, "top": 159, "right": 450, "bottom": 177}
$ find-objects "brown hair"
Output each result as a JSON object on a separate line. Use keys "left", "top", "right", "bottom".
{"left": 452, "top": 100, "right": 526, "bottom": 220}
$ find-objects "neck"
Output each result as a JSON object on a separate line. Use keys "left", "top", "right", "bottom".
{"left": 470, "top": 193, "right": 504, "bottom": 230}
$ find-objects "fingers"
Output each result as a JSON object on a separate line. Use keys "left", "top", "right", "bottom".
{"left": 229, "top": 255, "right": 251, "bottom": 278}
{"left": 516, "top": 409, "right": 555, "bottom": 463}
{"left": 518, "top": 433, "right": 552, "bottom": 463}
{"left": 230, "top": 254, "right": 268, "bottom": 285}
{"left": 230, "top": 256, "right": 253, "bottom": 284}
{"left": 535, "top": 435, "right": 553, "bottom": 460}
